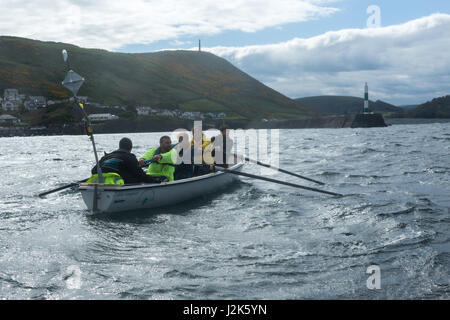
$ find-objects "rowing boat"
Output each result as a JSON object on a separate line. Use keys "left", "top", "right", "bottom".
{"left": 47, "top": 50, "right": 339, "bottom": 213}
{"left": 79, "top": 162, "right": 244, "bottom": 213}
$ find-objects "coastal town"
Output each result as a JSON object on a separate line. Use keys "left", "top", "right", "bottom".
{"left": 0, "top": 88, "right": 227, "bottom": 131}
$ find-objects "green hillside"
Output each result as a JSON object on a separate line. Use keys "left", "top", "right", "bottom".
{"left": 0, "top": 36, "right": 314, "bottom": 120}
{"left": 385, "top": 96, "right": 450, "bottom": 118}
{"left": 408, "top": 95, "right": 450, "bottom": 118}
{"left": 295, "top": 95, "right": 402, "bottom": 115}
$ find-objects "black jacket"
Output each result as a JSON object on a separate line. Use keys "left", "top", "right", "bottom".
{"left": 91, "top": 149, "right": 147, "bottom": 184}
{"left": 211, "top": 134, "right": 233, "bottom": 165}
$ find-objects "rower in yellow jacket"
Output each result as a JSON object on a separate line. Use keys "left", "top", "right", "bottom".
{"left": 190, "top": 129, "right": 214, "bottom": 165}
{"left": 190, "top": 132, "right": 211, "bottom": 150}
{"left": 139, "top": 136, "right": 178, "bottom": 182}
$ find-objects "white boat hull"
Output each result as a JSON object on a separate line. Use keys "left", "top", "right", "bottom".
{"left": 79, "top": 163, "right": 243, "bottom": 213}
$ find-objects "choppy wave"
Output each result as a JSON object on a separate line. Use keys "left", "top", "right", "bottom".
{"left": 1, "top": 124, "right": 449, "bottom": 299}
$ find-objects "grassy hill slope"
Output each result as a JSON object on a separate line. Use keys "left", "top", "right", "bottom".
{"left": 0, "top": 36, "right": 314, "bottom": 120}
{"left": 407, "top": 95, "right": 450, "bottom": 118}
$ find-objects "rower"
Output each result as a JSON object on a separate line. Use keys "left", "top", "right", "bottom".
{"left": 211, "top": 124, "right": 234, "bottom": 168}
{"left": 139, "top": 136, "right": 178, "bottom": 183}
{"left": 190, "top": 126, "right": 213, "bottom": 176}
{"left": 89, "top": 137, "right": 148, "bottom": 184}
{"left": 174, "top": 132, "right": 194, "bottom": 180}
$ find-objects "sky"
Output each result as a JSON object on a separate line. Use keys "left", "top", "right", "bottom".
{"left": 1, "top": 0, "right": 450, "bottom": 105}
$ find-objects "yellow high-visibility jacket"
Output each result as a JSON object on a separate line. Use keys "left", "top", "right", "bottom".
{"left": 190, "top": 134, "right": 211, "bottom": 149}
{"left": 87, "top": 172, "right": 124, "bottom": 185}
{"left": 141, "top": 147, "right": 177, "bottom": 181}
{"left": 190, "top": 134, "right": 214, "bottom": 164}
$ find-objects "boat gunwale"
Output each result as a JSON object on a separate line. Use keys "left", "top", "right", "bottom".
{"left": 79, "top": 162, "right": 244, "bottom": 192}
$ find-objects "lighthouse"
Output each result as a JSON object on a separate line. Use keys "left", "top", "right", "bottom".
{"left": 364, "top": 82, "right": 369, "bottom": 114}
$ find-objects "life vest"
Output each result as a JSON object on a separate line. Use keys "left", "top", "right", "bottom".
{"left": 190, "top": 134, "right": 211, "bottom": 149}
{"left": 190, "top": 134, "right": 214, "bottom": 164}
{"left": 87, "top": 172, "right": 125, "bottom": 185}
{"left": 140, "top": 147, "right": 177, "bottom": 181}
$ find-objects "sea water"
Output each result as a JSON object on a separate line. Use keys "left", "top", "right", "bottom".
{"left": 0, "top": 124, "right": 449, "bottom": 299}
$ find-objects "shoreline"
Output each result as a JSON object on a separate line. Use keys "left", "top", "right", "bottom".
{"left": 1, "top": 116, "right": 449, "bottom": 138}
{"left": 384, "top": 118, "right": 450, "bottom": 125}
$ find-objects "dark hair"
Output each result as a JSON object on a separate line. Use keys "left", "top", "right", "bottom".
{"left": 160, "top": 135, "right": 171, "bottom": 143}
{"left": 119, "top": 137, "right": 132, "bottom": 151}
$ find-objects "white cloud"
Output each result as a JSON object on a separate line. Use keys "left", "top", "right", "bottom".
{"left": 0, "top": 0, "right": 338, "bottom": 50}
{"left": 205, "top": 14, "right": 450, "bottom": 105}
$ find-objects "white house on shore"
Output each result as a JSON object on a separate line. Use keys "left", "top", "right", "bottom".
{"left": 69, "top": 96, "right": 89, "bottom": 103}
{"left": 1, "top": 100, "right": 19, "bottom": 112}
{"left": 87, "top": 113, "right": 119, "bottom": 122}
{"left": 24, "top": 96, "right": 47, "bottom": 110}
{"left": 3, "top": 89, "right": 20, "bottom": 101}
{"left": 0, "top": 114, "right": 21, "bottom": 124}
{"left": 2, "top": 88, "right": 23, "bottom": 111}
{"left": 136, "top": 106, "right": 157, "bottom": 116}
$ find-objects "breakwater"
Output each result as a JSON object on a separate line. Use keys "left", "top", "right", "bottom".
{"left": 247, "top": 113, "right": 387, "bottom": 129}
{"left": 0, "top": 124, "right": 84, "bottom": 137}
{"left": 0, "top": 114, "right": 388, "bottom": 137}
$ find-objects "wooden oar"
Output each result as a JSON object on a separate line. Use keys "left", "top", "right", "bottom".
{"left": 215, "top": 166, "right": 343, "bottom": 197}
{"left": 38, "top": 178, "right": 88, "bottom": 198}
{"left": 237, "top": 155, "right": 325, "bottom": 186}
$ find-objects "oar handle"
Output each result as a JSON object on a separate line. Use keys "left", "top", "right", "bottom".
{"left": 216, "top": 166, "right": 343, "bottom": 197}
{"left": 141, "top": 144, "right": 178, "bottom": 166}
{"left": 140, "top": 159, "right": 154, "bottom": 167}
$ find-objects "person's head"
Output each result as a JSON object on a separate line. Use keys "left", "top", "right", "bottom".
{"left": 177, "top": 132, "right": 188, "bottom": 143}
{"left": 159, "top": 135, "right": 172, "bottom": 151}
{"left": 119, "top": 137, "right": 132, "bottom": 152}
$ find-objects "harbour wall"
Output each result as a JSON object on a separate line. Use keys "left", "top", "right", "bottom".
{"left": 0, "top": 114, "right": 389, "bottom": 137}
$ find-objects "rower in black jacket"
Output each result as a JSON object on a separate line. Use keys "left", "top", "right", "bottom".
{"left": 91, "top": 137, "right": 149, "bottom": 184}
{"left": 211, "top": 125, "right": 234, "bottom": 168}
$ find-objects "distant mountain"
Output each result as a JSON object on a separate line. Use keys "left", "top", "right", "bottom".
{"left": 295, "top": 95, "right": 402, "bottom": 115}
{"left": 0, "top": 36, "right": 314, "bottom": 120}
{"left": 407, "top": 95, "right": 450, "bottom": 118}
